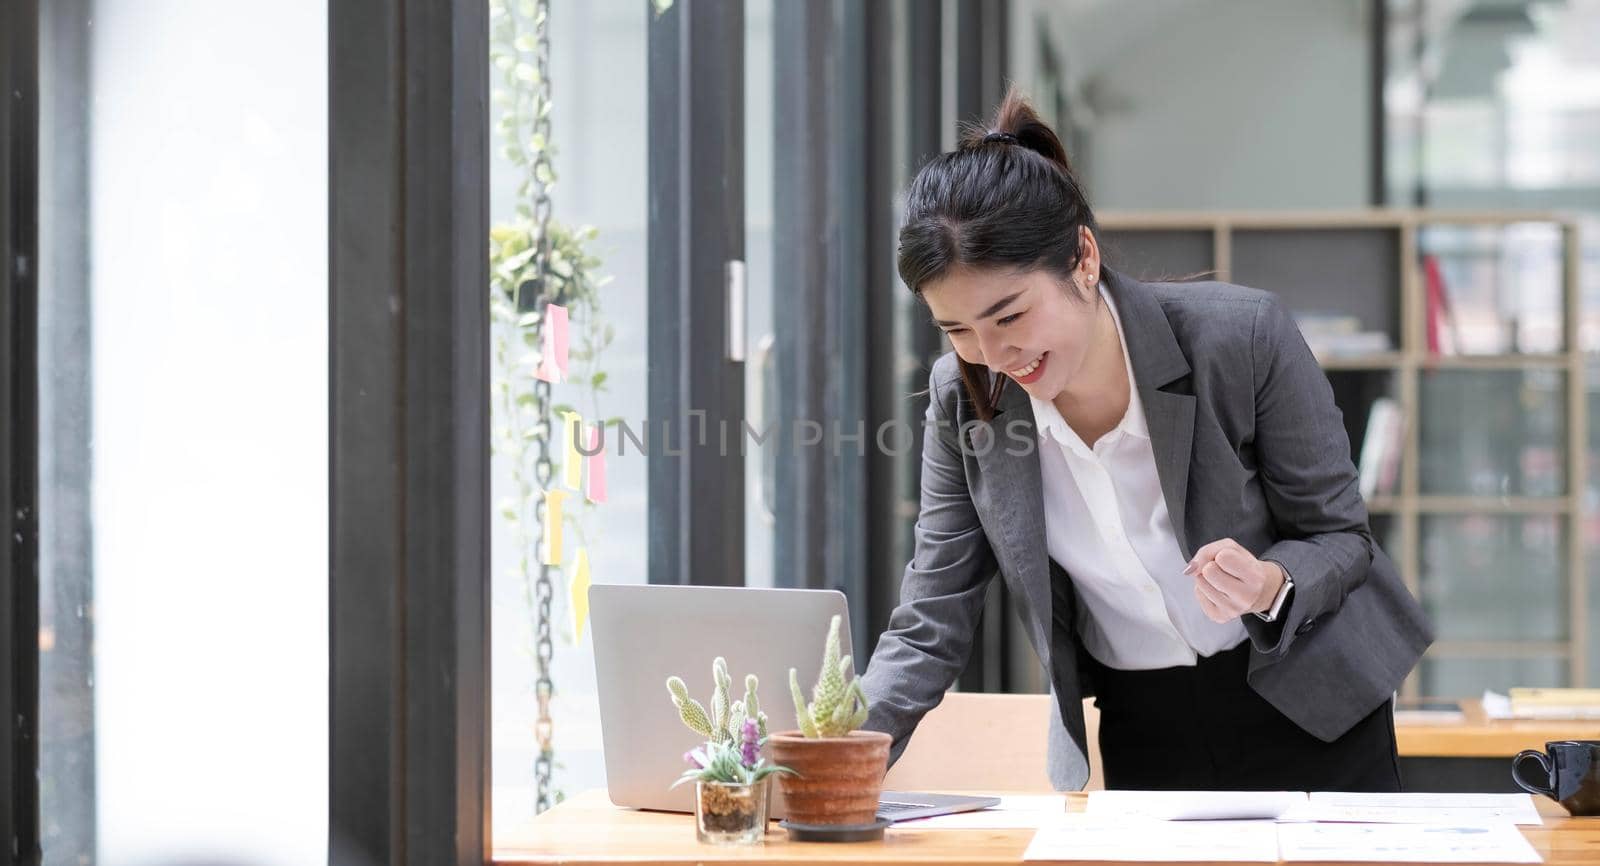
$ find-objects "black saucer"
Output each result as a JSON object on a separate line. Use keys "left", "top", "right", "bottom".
{"left": 779, "top": 817, "right": 892, "bottom": 842}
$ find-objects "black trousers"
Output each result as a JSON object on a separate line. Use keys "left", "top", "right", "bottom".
{"left": 1082, "top": 641, "right": 1402, "bottom": 792}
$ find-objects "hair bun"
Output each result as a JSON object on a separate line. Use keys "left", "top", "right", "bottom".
{"left": 956, "top": 86, "right": 1076, "bottom": 178}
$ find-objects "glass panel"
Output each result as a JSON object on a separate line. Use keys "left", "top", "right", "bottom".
{"left": 1578, "top": 215, "right": 1600, "bottom": 353}
{"left": 1419, "top": 369, "right": 1566, "bottom": 497}
{"left": 488, "top": 0, "right": 648, "bottom": 830}
{"left": 1419, "top": 657, "right": 1567, "bottom": 700}
{"left": 1418, "top": 223, "right": 1566, "bottom": 355}
{"left": 1420, "top": 515, "right": 1566, "bottom": 642}
{"left": 1588, "top": 358, "right": 1600, "bottom": 684}
{"left": 38, "top": 4, "right": 329, "bottom": 865}
{"left": 1385, "top": 0, "right": 1600, "bottom": 204}
{"left": 886, "top": 0, "right": 921, "bottom": 618}
{"left": 745, "top": 0, "right": 776, "bottom": 588}
{"left": 1386, "top": 0, "right": 1598, "bottom": 688}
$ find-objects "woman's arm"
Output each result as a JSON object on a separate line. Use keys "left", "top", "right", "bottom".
{"left": 1242, "top": 294, "right": 1375, "bottom": 656}
{"left": 859, "top": 364, "right": 999, "bottom": 766}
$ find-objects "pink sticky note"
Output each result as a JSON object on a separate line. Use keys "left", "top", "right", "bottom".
{"left": 585, "top": 424, "right": 607, "bottom": 503}
{"left": 532, "top": 324, "right": 561, "bottom": 383}
{"left": 547, "top": 303, "right": 569, "bottom": 378}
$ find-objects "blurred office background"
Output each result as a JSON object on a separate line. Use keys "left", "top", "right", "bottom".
{"left": 20, "top": 0, "right": 1600, "bottom": 862}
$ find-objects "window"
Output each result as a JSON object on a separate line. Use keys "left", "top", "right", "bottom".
{"left": 487, "top": 0, "right": 650, "bottom": 829}
{"left": 1384, "top": 0, "right": 1600, "bottom": 691}
{"left": 37, "top": 4, "right": 329, "bottom": 864}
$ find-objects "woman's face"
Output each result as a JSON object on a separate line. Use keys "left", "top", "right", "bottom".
{"left": 920, "top": 250, "right": 1102, "bottom": 404}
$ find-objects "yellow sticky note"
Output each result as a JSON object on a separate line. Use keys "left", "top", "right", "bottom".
{"left": 569, "top": 547, "right": 592, "bottom": 643}
{"left": 542, "top": 489, "right": 567, "bottom": 565}
{"left": 563, "top": 411, "right": 584, "bottom": 491}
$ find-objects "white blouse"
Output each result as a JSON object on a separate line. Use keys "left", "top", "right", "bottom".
{"left": 1029, "top": 285, "right": 1248, "bottom": 670}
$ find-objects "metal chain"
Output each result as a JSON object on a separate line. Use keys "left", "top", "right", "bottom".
{"left": 529, "top": 0, "right": 555, "bottom": 256}
{"left": 532, "top": 378, "right": 555, "bottom": 815}
{"left": 529, "top": 0, "right": 558, "bottom": 816}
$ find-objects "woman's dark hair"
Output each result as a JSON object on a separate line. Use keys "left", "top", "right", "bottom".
{"left": 898, "top": 86, "right": 1100, "bottom": 421}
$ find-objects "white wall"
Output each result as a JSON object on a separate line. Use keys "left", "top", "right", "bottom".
{"left": 1010, "top": 0, "right": 1372, "bottom": 209}
{"left": 89, "top": 3, "right": 328, "bottom": 864}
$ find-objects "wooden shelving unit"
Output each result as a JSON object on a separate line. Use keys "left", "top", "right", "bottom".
{"left": 1099, "top": 210, "right": 1585, "bottom": 698}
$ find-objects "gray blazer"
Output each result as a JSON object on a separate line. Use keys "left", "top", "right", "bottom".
{"left": 859, "top": 268, "right": 1433, "bottom": 790}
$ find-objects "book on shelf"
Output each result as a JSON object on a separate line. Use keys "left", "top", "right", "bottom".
{"left": 1511, "top": 687, "right": 1600, "bottom": 718}
{"left": 1423, "top": 253, "right": 1458, "bottom": 356}
{"left": 1294, "top": 312, "right": 1393, "bottom": 359}
{"left": 1357, "top": 397, "right": 1404, "bottom": 501}
{"left": 1483, "top": 689, "right": 1600, "bottom": 720}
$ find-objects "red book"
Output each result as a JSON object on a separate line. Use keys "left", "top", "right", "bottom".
{"left": 1423, "top": 253, "right": 1455, "bottom": 356}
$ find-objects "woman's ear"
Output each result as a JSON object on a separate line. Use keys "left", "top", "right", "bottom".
{"left": 1077, "top": 225, "right": 1101, "bottom": 287}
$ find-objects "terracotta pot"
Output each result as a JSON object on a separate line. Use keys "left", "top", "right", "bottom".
{"left": 768, "top": 730, "right": 891, "bottom": 825}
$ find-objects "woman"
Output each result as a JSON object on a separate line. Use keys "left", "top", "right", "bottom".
{"left": 859, "top": 89, "right": 1433, "bottom": 792}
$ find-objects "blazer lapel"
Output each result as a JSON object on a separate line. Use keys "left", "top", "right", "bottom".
{"left": 1104, "top": 269, "right": 1197, "bottom": 558}
{"left": 1142, "top": 390, "right": 1195, "bottom": 557}
{"left": 970, "top": 380, "right": 1053, "bottom": 664}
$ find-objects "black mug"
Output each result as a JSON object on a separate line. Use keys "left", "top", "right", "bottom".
{"left": 1513, "top": 740, "right": 1600, "bottom": 816}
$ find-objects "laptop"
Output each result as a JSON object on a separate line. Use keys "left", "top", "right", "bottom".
{"left": 589, "top": 583, "right": 1000, "bottom": 822}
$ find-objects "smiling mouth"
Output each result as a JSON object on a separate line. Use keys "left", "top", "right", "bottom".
{"left": 1007, "top": 352, "right": 1048, "bottom": 384}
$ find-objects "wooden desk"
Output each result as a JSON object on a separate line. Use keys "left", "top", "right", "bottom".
{"left": 1394, "top": 701, "right": 1600, "bottom": 793}
{"left": 1396, "top": 701, "right": 1600, "bottom": 758}
{"left": 495, "top": 789, "right": 1600, "bottom": 865}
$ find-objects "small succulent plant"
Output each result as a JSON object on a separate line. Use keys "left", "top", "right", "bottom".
{"left": 671, "top": 716, "right": 795, "bottom": 789}
{"left": 666, "top": 657, "right": 767, "bottom": 747}
{"left": 789, "top": 615, "right": 869, "bottom": 738}
{"left": 666, "top": 658, "right": 793, "bottom": 788}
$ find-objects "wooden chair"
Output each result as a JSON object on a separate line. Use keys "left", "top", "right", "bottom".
{"left": 880, "top": 692, "right": 1103, "bottom": 792}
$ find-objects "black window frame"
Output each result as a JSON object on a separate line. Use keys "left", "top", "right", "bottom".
{"left": 1, "top": 0, "right": 43, "bottom": 862}
{"left": 646, "top": 0, "right": 747, "bottom": 588}
{"left": 328, "top": 0, "right": 491, "bottom": 863}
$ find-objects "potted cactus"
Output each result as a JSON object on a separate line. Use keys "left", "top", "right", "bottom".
{"left": 666, "top": 658, "right": 795, "bottom": 845}
{"left": 769, "top": 615, "right": 892, "bottom": 829}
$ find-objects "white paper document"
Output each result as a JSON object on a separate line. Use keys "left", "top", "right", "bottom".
{"left": 1086, "top": 789, "right": 1308, "bottom": 820}
{"left": 1283, "top": 792, "right": 1543, "bottom": 826}
{"left": 891, "top": 795, "right": 1067, "bottom": 830}
{"left": 1022, "top": 815, "right": 1279, "bottom": 862}
{"left": 1482, "top": 690, "right": 1515, "bottom": 719}
{"left": 1277, "top": 820, "right": 1542, "bottom": 862}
